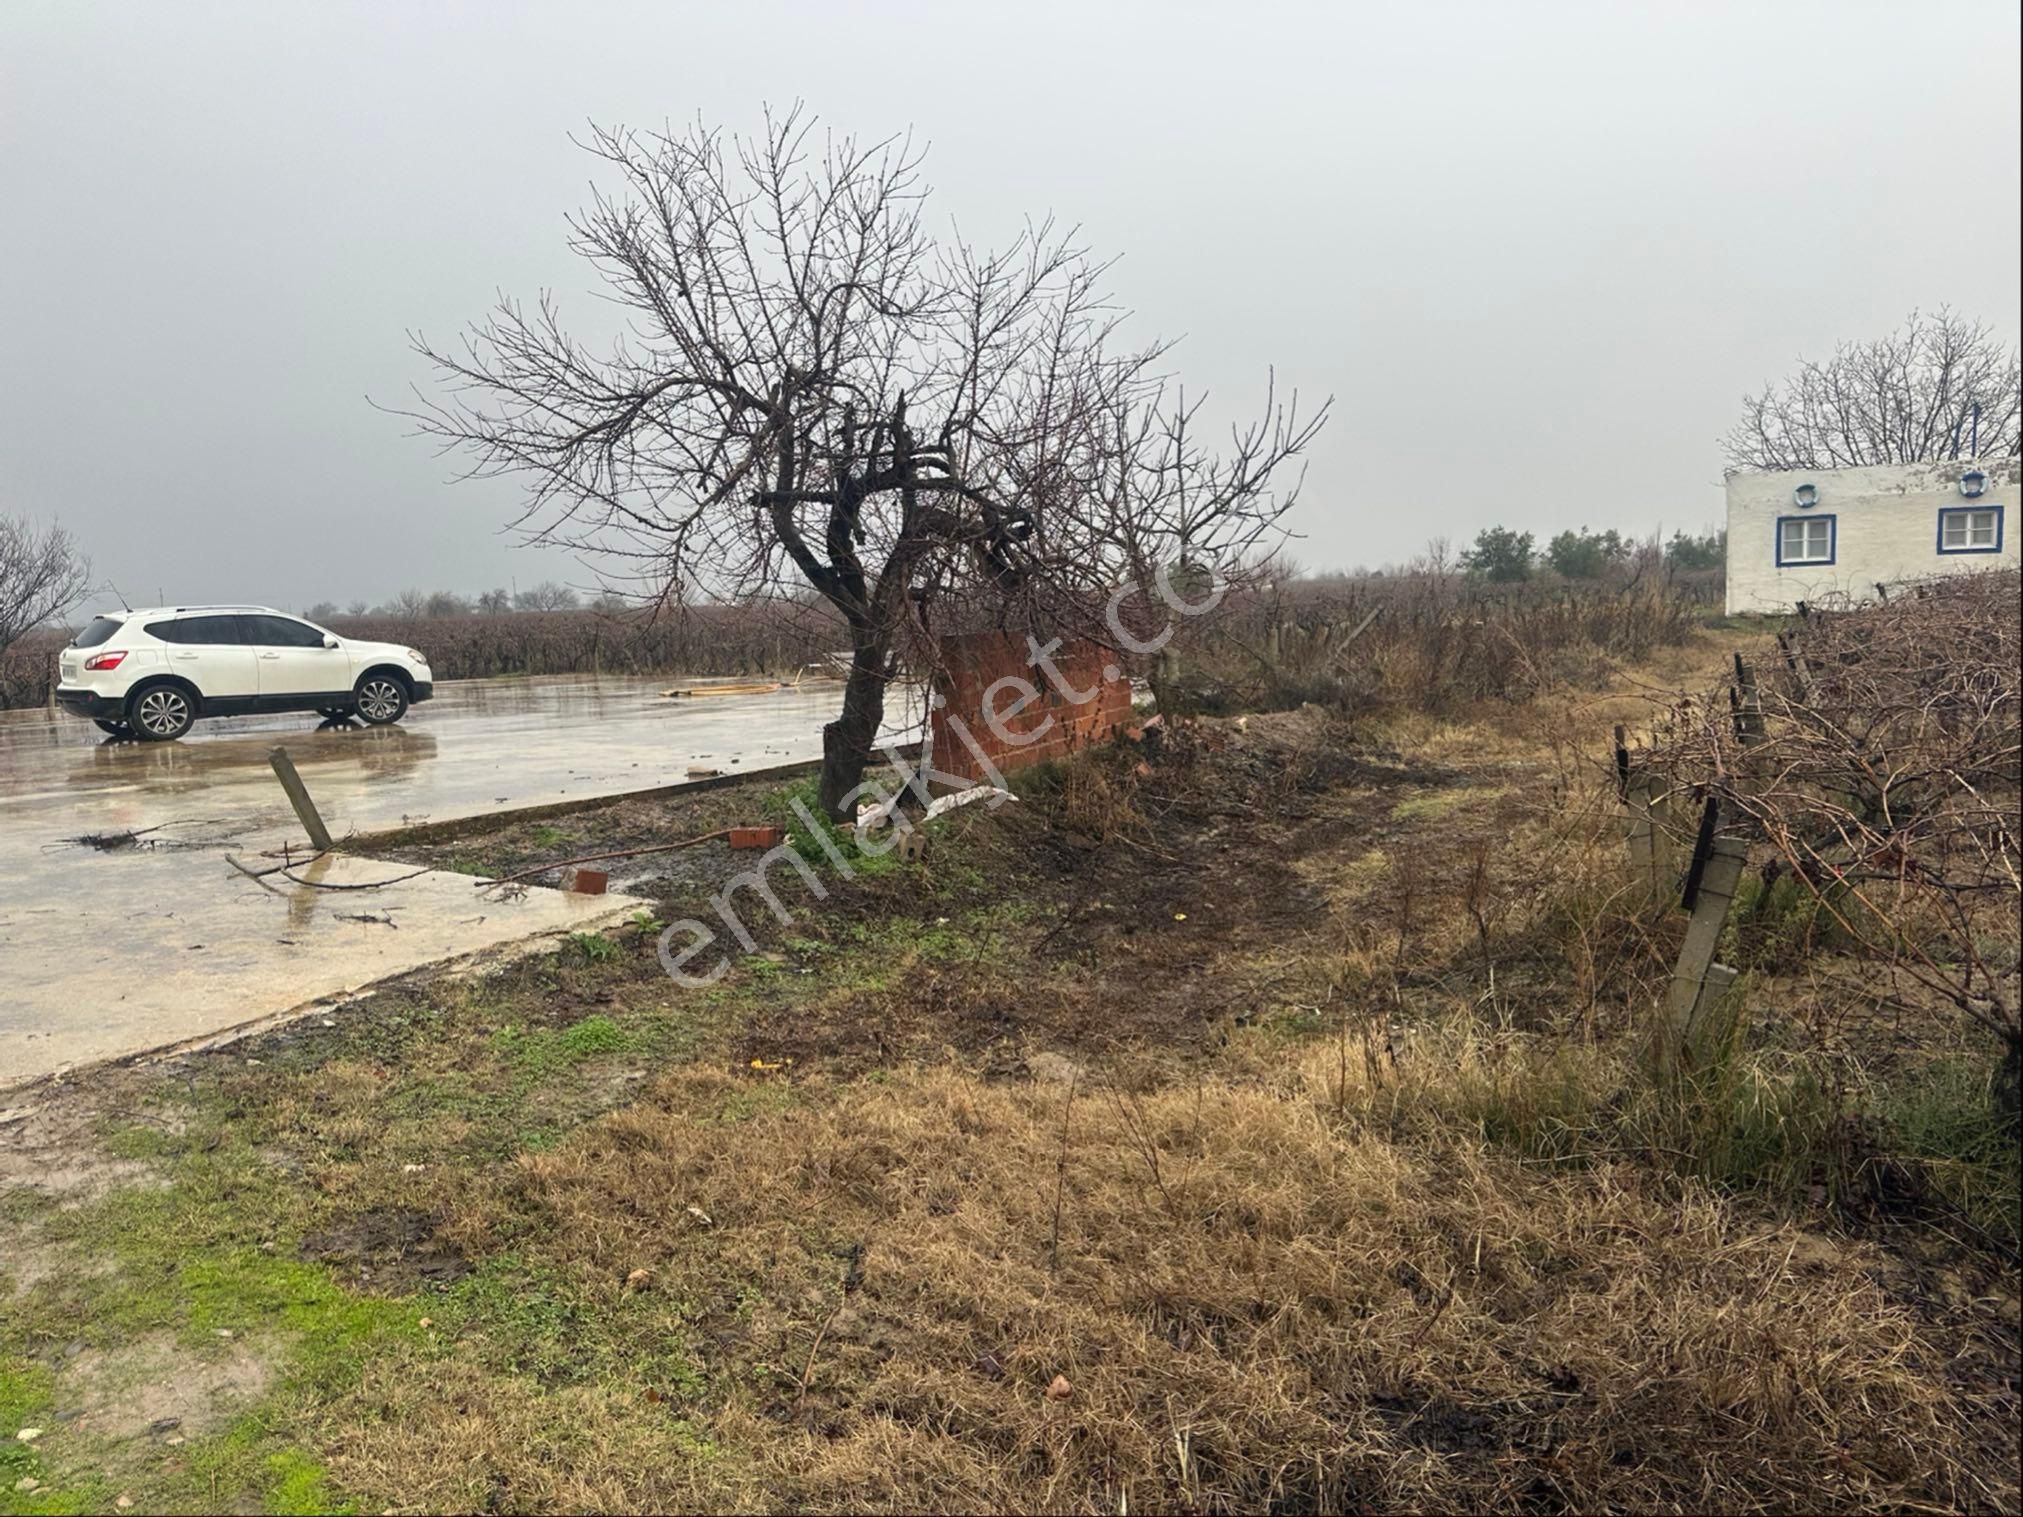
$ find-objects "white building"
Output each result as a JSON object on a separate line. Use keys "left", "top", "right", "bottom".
{"left": 1724, "top": 458, "right": 2020, "bottom": 614}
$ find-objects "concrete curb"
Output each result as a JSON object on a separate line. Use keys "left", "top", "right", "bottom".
{"left": 343, "top": 742, "right": 923, "bottom": 851}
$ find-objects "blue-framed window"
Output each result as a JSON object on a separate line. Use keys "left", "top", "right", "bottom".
{"left": 1937, "top": 504, "right": 2004, "bottom": 555}
{"left": 1775, "top": 513, "right": 1835, "bottom": 567}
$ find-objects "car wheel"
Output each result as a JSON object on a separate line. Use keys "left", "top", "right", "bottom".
{"left": 128, "top": 683, "right": 196, "bottom": 741}
{"left": 92, "top": 718, "right": 130, "bottom": 737}
{"left": 354, "top": 673, "right": 409, "bottom": 726}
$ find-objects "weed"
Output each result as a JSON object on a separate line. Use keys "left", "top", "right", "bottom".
{"left": 768, "top": 776, "right": 903, "bottom": 878}
{"left": 1877, "top": 1056, "right": 2022, "bottom": 1241}
{"left": 564, "top": 931, "right": 620, "bottom": 963}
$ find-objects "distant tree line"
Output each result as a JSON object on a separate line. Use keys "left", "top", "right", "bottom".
{"left": 1449, "top": 525, "right": 1725, "bottom": 584}
{"left": 302, "top": 581, "right": 629, "bottom": 622}
{"left": 302, "top": 529, "right": 1730, "bottom": 622}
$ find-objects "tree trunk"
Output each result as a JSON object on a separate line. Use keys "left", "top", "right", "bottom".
{"left": 817, "top": 639, "right": 889, "bottom": 821}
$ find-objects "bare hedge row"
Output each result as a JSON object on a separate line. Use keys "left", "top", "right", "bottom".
{"left": 1173, "top": 568, "right": 1725, "bottom": 711}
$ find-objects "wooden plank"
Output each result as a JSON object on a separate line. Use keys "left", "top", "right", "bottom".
{"left": 268, "top": 746, "right": 334, "bottom": 854}
{"left": 661, "top": 681, "right": 785, "bottom": 698}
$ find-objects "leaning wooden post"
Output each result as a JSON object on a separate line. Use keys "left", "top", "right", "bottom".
{"left": 269, "top": 746, "right": 334, "bottom": 853}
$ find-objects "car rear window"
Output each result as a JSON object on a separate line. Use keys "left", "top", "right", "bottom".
{"left": 71, "top": 616, "right": 125, "bottom": 649}
{"left": 145, "top": 615, "right": 246, "bottom": 645}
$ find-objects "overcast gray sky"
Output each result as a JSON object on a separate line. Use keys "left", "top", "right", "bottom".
{"left": 4, "top": 0, "right": 2018, "bottom": 610}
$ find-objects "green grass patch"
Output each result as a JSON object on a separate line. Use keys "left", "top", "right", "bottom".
{"left": 0, "top": 1359, "right": 65, "bottom": 1514}
{"left": 262, "top": 1448, "right": 352, "bottom": 1516}
{"left": 1878, "top": 1055, "right": 2022, "bottom": 1243}
{"left": 434, "top": 1255, "right": 705, "bottom": 1398}
{"left": 490, "top": 1014, "right": 631, "bottom": 1076}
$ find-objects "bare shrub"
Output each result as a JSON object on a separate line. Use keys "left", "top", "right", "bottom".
{"left": 1175, "top": 558, "right": 1716, "bottom": 715}
{"left": 0, "top": 513, "right": 90, "bottom": 658}
{"left": 1726, "top": 308, "right": 2020, "bottom": 471}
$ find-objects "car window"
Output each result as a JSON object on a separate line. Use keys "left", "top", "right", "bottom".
{"left": 71, "top": 617, "right": 126, "bottom": 649}
{"left": 241, "top": 615, "right": 327, "bottom": 648}
{"left": 147, "top": 615, "right": 246, "bottom": 645}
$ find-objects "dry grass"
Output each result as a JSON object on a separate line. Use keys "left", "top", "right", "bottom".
{"left": 316, "top": 1051, "right": 2014, "bottom": 1514}
{"left": 5, "top": 628, "right": 2018, "bottom": 1516}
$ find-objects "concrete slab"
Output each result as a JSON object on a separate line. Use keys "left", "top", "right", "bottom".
{"left": 0, "top": 674, "right": 923, "bottom": 1088}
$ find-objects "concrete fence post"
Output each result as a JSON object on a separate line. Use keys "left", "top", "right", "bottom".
{"left": 269, "top": 746, "right": 334, "bottom": 854}
{"left": 1622, "top": 777, "right": 1678, "bottom": 891}
{"left": 1623, "top": 777, "right": 1656, "bottom": 880}
{"left": 1658, "top": 835, "right": 1748, "bottom": 1066}
{"left": 1731, "top": 653, "right": 1764, "bottom": 745}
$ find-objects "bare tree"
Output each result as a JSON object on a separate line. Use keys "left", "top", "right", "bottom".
{"left": 477, "top": 587, "right": 513, "bottom": 614}
{"left": 407, "top": 109, "right": 1324, "bottom": 816}
{"left": 0, "top": 513, "right": 91, "bottom": 656}
{"left": 424, "top": 589, "right": 471, "bottom": 617}
{"left": 514, "top": 581, "right": 580, "bottom": 612}
{"left": 1725, "top": 308, "right": 2021, "bottom": 472}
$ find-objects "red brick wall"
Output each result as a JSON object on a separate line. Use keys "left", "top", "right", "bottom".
{"left": 929, "top": 632, "right": 1133, "bottom": 785}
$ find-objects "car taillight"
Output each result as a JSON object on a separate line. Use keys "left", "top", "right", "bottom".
{"left": 83, "top": 651, "right": 127, "bottom": 671}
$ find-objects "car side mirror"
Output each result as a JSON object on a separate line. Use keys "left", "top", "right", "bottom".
{"left": 323, "top": 636, "right": 340, "bottom": 649}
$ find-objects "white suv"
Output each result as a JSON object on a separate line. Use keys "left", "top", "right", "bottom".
{"left": 55, "top": 606, "right": 434, "bottom": 741}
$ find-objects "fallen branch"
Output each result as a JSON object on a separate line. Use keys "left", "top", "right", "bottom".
{"left": 278, "top": 864, "right": 435, "bottom": 892}
{"left": 226, "top": 851, "right": 329, "bottom": 881}
{"left": 52, "top": 816, "right": 246, "bottom": 853}
{"left": 226, "top": 852, "right": 433, "bottom": 892}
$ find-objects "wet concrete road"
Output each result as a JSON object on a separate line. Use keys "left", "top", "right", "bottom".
{"left": 0, "top": 676, "right": 921, "bottom": 1088}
